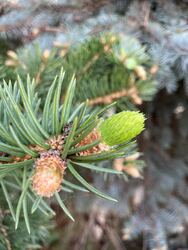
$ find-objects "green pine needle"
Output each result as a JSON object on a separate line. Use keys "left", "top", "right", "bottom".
{"left": 68, "top": 162, "right": 118, "bottom": 202}
{"left": 55, "top": 192, "right": 74, "bottom": 221}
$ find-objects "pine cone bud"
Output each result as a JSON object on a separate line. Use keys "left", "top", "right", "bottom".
{"left": 32, "top": 151, "right": 66, "bottom": 197}
{"left": 99, "top": 111, "right": 145, "bottom": 146}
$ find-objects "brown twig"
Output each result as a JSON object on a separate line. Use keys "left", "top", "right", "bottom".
{"left": 0, "top": 2, "right": 21, "bottom": 16}
{"left": 35, "top": 58, "right": 48, "bottom": 85}
{"left": 73, "top": 204, "right": 98, "bottom": 250}
{"left": 105, "top": 226, "right": 125, "bottom": 250}
{"left": 88, "top": 86, "right": 142, "bottom": 106}
{"left": 0, "top": 227, "right": 12, "bottom": 250}
{"left": 140, "top": 0, "right": 151, "bottom": 28}
{"left": 0, "top": 209, "right": 12, "bottom": 250}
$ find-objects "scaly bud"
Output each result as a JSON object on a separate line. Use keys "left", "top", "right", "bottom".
{"left": 76, "top": 128, "right": 109, "bottom": 156}
{"left": 32, "top": 151, "right": 66, "bottom": 197}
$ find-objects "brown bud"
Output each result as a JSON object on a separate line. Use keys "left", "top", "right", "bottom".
{"left": 32, "top": 151, "right": 66, "bottom": 197}
{"left": 125, "top": 152, "right": 141, "bottom": 161}
{"left": 113, "top": 158, "right": 124, "bottom": 172}
{"left": 31, "top": 28, "right": 40, "bottom": 36}
{"left": 76, "top": 128, "right": 109, "bottom": 156}
{"left": 60, "top": 49, "right": 68, "bottom": 57}
{"left": 5, "top": 59, "right": 17, "bottom": 67}
{"left": 7, "top": 50, "right": 18, "bottom": 60}
{"left": 114, "top": 158, "right": 142, "bottom": 178}
{"left": 42, "top": 49, "right": 50, "bottom": 61}
{"left": 150, "top": 64, "right": 158, "bottom": 74}
{"left": 48, "top": 134, "right": 65, "bottom": 151}
{"left": 134, "top": 66, "right": 147, "bottom": 80}
{"left": 123, "top": 163, "right": 142, "bottom": 178}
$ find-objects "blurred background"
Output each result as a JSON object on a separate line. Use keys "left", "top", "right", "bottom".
{"left": 0, "top": 0, "right": 188, "bottom": 249}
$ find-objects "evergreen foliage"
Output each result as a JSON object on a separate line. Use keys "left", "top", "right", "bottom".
{"left": 145, "top": 24, "right": 188, "bottom": 94}
{"left": 0, "top": 69, "right": 144, "bottom": 233}
{"left": 0, "top": 1, "right": 187, "bottom": 249}
{"left": 0, "top": 201, "right": 52, "bottom": 250}
{"left": 0, "top": 33, "right": 157, "bottom": 109}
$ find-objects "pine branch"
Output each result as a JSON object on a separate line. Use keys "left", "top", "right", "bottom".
{"left": 0, "top": 33, "right": 157, "bottom": 109}
{"left": 0, "top": 69, "right": 145, "bottom": 231}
